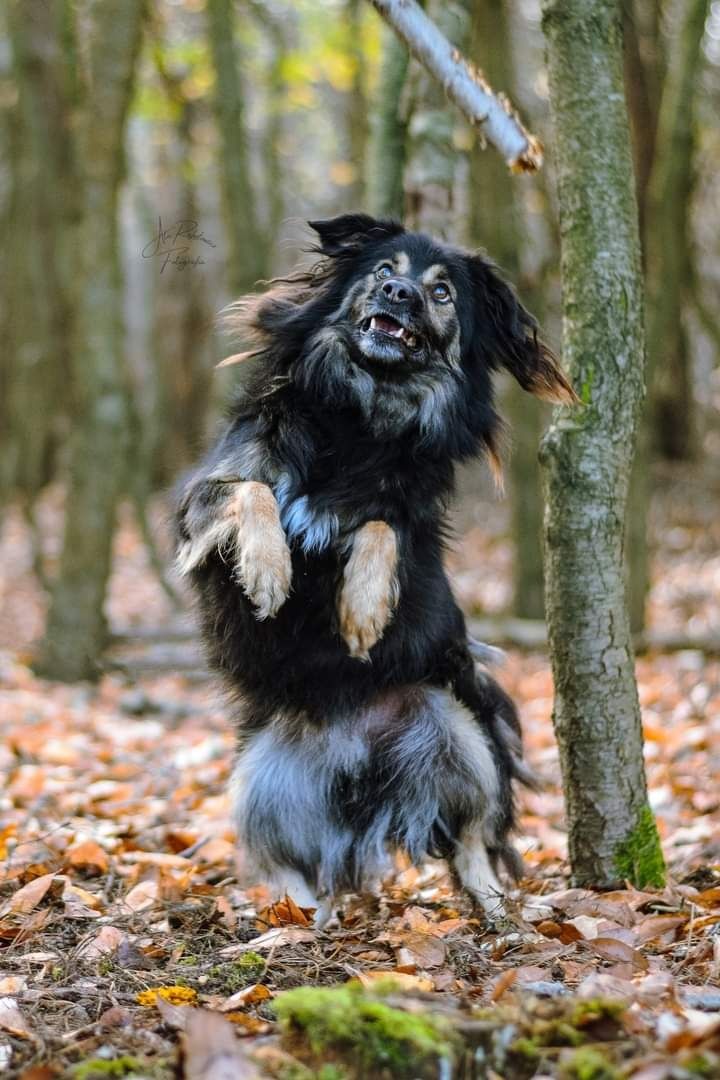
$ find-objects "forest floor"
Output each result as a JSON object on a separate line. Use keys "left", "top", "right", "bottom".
{"left": 1, "top": 459, "right": 719, "bottom": 1079}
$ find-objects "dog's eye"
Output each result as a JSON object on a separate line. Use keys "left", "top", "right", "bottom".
{"left": 432, "top": 282, "right": 451, "bottom": 303}
{"left": 375, "top": 263, "right": 393, "bottom": 280}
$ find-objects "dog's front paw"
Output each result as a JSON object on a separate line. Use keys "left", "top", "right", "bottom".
{"left": 339, "top": 521, "right": 399, "bottom": 660}
{"left": 229, "top": 482, "right": 292, "bottom": 619}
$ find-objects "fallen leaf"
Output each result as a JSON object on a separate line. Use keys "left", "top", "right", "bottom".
{"left": 67, "top": 840, "right": 109, "bottom": 875}
{"left": 256, "top": 894, "right": 312, "bottom": 929}
{"left": 182, "top": 1008, "right": 260, "bottom": 1078}
{"left": 219, "top": 926, "right": 316, "bottom": 955}
{"left": 123, "top": 879, "right": 158, "bottom": 912}
{"left": 2, "top": 874, "right": 55, "bottom": 916}
{"left": 394, "top": 931, "right": 446, "bottom": 969}
{"left": 355, "top": 971, "right": 434, "bottom": 992}
{"left": 77, "top": 925, "right": 126, "bottom": 959}
{"left": 0, "top": 998, "right": 34, "bottom": 1039}
{"left": 220, "top": 984, "right": 272, "bottom": 1011}
{"left": 225, "top": 1013, "right": 272, "bottom": 1035}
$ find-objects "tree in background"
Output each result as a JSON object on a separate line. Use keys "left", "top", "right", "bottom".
{"left": 467, "top": 0, "right": 547, "bottom": 620}
{"left": 3, "top": 1, "right": 75, "bottom": 509}
{"left": 207, "top": 0, "right": 267, "bottom": 293}
{"left": 366, "top": 22, "right": 409, "bottom": 219}
{"left": 36, "top": 0, "right": 146, "bottom": 682}
{"left": 540, "top": 0, "right": 664, "bottom": 887}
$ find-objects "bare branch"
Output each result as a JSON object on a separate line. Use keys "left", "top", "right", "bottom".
{"left": 369, "top": 0, "right": 542, "bottom": 172}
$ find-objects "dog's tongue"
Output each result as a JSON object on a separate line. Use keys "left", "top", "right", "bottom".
{"left": 372, "top": 315, "right": 402, "bottom": 337}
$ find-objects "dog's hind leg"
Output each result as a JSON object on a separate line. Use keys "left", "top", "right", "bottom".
{"left": 453, "top": 820, "right": 506, "bottom": 918}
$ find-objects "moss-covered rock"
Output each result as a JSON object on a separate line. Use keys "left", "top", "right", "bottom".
{"left": 274, "top": 982, "right": 457, "bottom": 1078}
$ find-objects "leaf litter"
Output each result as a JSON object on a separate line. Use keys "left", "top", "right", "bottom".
{"left": 0, "top": 473, "right": 719, "bottom": 1076}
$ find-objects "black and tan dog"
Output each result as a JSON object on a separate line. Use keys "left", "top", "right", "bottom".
{"left": 175, "top": 214, "right": 575, "bottom": 921}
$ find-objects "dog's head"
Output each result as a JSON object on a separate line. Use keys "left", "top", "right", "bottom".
{"left": 225, "top": 213, "right": 576, "bottom": 466}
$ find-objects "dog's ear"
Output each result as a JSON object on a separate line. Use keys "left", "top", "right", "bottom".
{"left": 308, "top": 213, "right": 404, "bottom": 256}
{"left": 469, "top": 255, "right": 578, "bottom": 405}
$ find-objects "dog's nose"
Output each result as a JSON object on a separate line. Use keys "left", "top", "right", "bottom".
{"left": 380, "top": 277, "right": 422, "bottom": 307}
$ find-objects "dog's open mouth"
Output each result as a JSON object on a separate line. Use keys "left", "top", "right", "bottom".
{"left": 360, "top": 314, "right": 420, "bottom": 351}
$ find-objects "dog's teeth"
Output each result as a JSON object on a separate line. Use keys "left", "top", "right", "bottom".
{"left": 390, "top": 326, "right": 403, "bottom": 338}
{"left": 370, "top": 316, "right": 378, "bottom": 332}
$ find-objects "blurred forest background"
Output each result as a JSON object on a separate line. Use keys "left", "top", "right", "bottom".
{"left": 0, "top": 0, "right": 719, "bottom": 679}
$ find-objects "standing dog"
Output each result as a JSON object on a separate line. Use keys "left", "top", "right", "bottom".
{"left": 175, "top": 214, "right": 575, "bottom": 919}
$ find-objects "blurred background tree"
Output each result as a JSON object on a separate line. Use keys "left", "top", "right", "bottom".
{"left": 0, "top": 0, "right": 718, "bottom": 679}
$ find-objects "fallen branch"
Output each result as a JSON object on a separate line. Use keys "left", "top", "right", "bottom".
{"left": 369, "top": 0, "right": 542, "bottom": 171}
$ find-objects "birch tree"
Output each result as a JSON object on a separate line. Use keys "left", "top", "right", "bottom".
{"left": 540, "top": 0, "right": 665, "bottom": 887}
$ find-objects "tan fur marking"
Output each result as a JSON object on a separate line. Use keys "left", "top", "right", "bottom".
{"left": 229, "top": 482, "right": 292, "bottom": 619}
{"left": 339, "top": 521, "right": 399, "bottom": 660}
{"left": 421, "top": 263, "right": 452, "bottom": 291}
{"left": 393, "top": 251, "right": 410, "bottom": 275}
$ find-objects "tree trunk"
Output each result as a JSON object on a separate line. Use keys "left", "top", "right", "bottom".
{"left": 467, "top": 0, "right": 546, "bottom": 620}
{"left": 366, "top": 22, "right": 409, "bottom": 218}
{"left": 4, "top": 0, "right": 76, "bottom": 500}
{"left": 207, "top": 0, "right": 266, "bottom": 293}
{"left": 35, "top": 0, "right": 145, "bottom": 682}
{"left": 646, "top": 0, "right": 708, "bottom": 461}
{"left": 344, "top": 0, "right": 369, "bottom": 208}
{"left": 540, "top": 0, "right": 664, "bottom": 888}
{"left": 627, "top": 0, "right": 708, "bottom": 632}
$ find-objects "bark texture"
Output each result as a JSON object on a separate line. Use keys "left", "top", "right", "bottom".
{"left": 36, "top": 0, "right": 145, "bottom": 681}
{"left": 645, "top": 0, "right": 708, "bottom": 460}
{"left": 540, "top": 0, "right": 664, "bottom": 888}
{"left": 366, "top": 22, "right": 409, "bottom": 218}
{"left": 207, "top": 0, "right": 266, "bottom": 293}
{"left": 467, "top": 0, "right": 546, "bottom": 620}
{"left": 627, "top": 0, "right": 709, "bottom": 632}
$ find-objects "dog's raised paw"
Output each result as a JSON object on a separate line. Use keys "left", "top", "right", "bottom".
{"left": 339, "top": 521, "right": 399, "bottom": 660}
{"left": 229, "top": 482, "right": 292, "bottom": 619}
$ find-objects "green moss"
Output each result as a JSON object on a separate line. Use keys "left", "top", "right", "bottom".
{"left": 683, "top": 1052, "right": 720, "bottom": 1076}
{"left": 613, "top": 803, "right": 666, "bottom": 888}
{"left": 207, "top": 951, "right": 266, "bottom": 993}
{"left": 274, "top": 983, "right": 456, "bottom": 1077}
{"left": 71, "top": 1058, "right": 144, "bottom": 1080}
{"left": 569, "top": 998, "right": 626, "bottom": 1027}
{"left": 558, "top": 1046, "right": 620, "bottom": 1080}
{"left": 580, "top": 365, "right": 594, "bottom": 405}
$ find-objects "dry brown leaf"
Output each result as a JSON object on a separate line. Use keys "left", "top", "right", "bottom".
{"left": 394, "top": 931, "right": 446, "bottom": 970}
{"left": 219, "top": 926, "right": 315, "bottom": 956}
{"left": 0, "top": 998, "right": 34, "bottom": 1040}
{"left": 2, "top": 873, "right": 56, "bottom": 916}
{"left": 537, "top": 919, "right": 584, "bottom": 944}
{"left": 490, "top": 968, "right": 518, "bottom": 1002}
{"left": 220, "top": 984, "right": 272, "bottom": 1012}
{"left": 77, "top": 925, "right": 127, "bottom": 960}
{"left": 123, "top": 879, "right": 158, "bottom": 912}
{"left": 0, "top": 977, "right": 26, "bottom": 994}
{"left": 182, "top": 1008, "right": 260, "bottom": 1078}
{"left": 256, "top": 894, "right": 312, "bottom": 929}
{"left": 67, "top": 839, "right": 109, "bottom": 875}
{"left": 224, "top": 1013, "right": 272, "bottom": 1036}
{"left": 356, "top": 971, "right": 434, "bottom": 992}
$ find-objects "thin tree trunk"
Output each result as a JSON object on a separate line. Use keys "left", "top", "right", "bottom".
{"left": 36, "top": 0, "right": 145, "bottom": 682}
{"left": 540, "top": 0, "right": 665, "bottom": 888}
{"left": 646, "top": 0, "right": 708, "bottom": 460}
{"left": 467, "top": 0, "right": 546, "bottom": 620}
{"left": 207, "top": 0, "right": 266, "bottom": 293}
{"left": 627, "top": 0, "right": 708, "bottom": 632}
{"left": 366, "top": 23, "right": 409, "bottom": 218}
{"left": 345, "top": 0, "right": 369, "bottom": 207}
{"left": 4, "top": 0, "right": 76, "bottom": 499}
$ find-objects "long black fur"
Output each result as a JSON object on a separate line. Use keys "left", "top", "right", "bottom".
{"left": 175, "top": 214, "right": 573, "bottom": 906}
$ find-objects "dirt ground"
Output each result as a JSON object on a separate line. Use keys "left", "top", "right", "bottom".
{"left": 0, "top": 460, "right": 719, "bottom": 1078}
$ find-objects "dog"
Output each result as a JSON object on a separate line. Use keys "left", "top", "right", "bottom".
{"left": 175, "top": 213, "right": 575, "bottom": 921}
